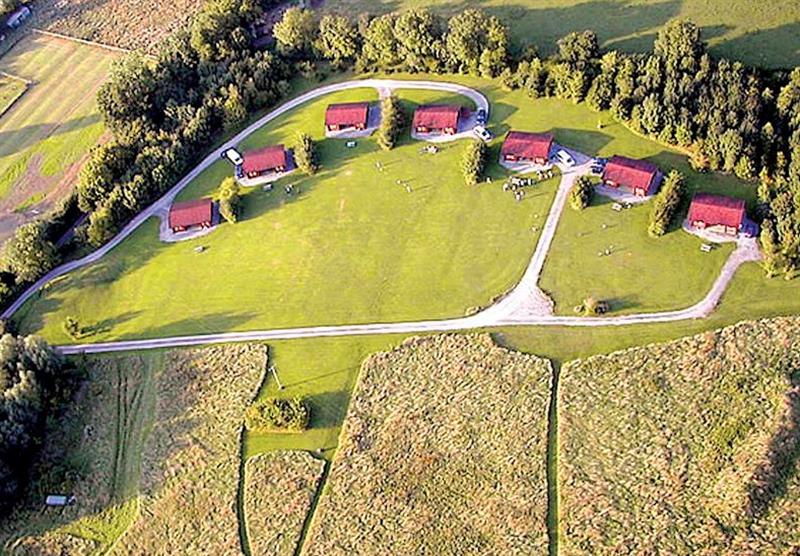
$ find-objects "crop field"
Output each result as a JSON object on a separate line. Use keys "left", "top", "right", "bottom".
{"left": 323, "top": 0, "right": 800, "bottom": 68}
{"left": 35, "top": 0, "right": 204, "bottom": 52}
{"left": 0, "top": 34, "right": 116, "bottom": 244}
{"left": 0, "top": 344, "right": 265, "bottom": 555}
{"left": 558, "top": 317, "right": 800, "bottom": 554}
{"left": 303, "top": 334, "right": 553, "bottom": 554}
{"left": 244, "top": 451, "right": 325, "bottom": 556}
{"left": 540, "top": 194, "right": 734, "bottom": 315}
{"left": 13, "top": 85, "right": 560, "bottom": 343}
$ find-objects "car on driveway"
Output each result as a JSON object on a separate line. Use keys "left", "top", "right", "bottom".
{"left": 555, "top": 149, "right": 574, "bottom": 167}
{"left": 475, "top": 108, "right": 487, "bottom": 125}
{"left": 473, "top": 125, "right": 493, "bottom": 142}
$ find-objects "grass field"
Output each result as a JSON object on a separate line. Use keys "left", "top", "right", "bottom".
{"left": 303, "top": 334, "right": 553, "bottom": 554}
{"left": 323, "top": 0, "right": 800, "bottom": 68}
{"left": 0, "top": 34, "right": 116, "bottom": 243}
{"left": 0, "top": 75, "right": 27, "bottom": 117}
{"left": 557, "top": 317, "right": 800, "bottom": 554}
{"left": 244, "top": 451, "right": 325, "bottom": 556}
{"left": 13, "top": 85, "right": 561, "bottom": 343}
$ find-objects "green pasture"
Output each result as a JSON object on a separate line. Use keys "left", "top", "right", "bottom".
{"left": 0, "top": 75, "right": 26, "bottom": 117}
{"left": 323, "top": 0, "right": 800, "bottom": 68}
{"left": 0, "top": 34, "right": 116, "bottom": 203}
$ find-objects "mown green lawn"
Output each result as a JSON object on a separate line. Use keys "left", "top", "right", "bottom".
{"left": 323, "top": 0, "right": 800, "bottom": 68}
{"left": 15, "top": 85, "right": 558, "bottom": 343}
{"left": 0, "top": 76, "right": 27, "bottom": 117}
{"left": 0, "top": 34, "right": 116, "bottom": 204}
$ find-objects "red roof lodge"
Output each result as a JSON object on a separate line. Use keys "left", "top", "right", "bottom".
{"left": 688, "top": 193, "right": 746, "bottom": 235}
{"left": 412, "top": 105, "right": 462, "bottom": 135}
{"left": 169, "top": 198, "right": 213, "bottom": 233}
{"left": 602, "top": 156, "right": 661, "bottom": 196}
{"left": 325, "top": 102, "right": 370, "bottom": 131}
{"left": 501, "top": 131, "right": 554, "bottom": 165}
{"left": 242, "top": 145, "right": 288, "bottom": 178}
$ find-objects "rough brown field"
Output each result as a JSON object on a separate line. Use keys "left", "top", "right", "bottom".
{"left": 244, "top": 451, "right": 324, "bottom": 556}
{"left": 113, "top": 344, "right": 266, "bottom": 555}
{"left": 303, "top": 333, "right": 553, "bottom": 555}
{"left": 35, "top": 0, "right": 204, "bottom": 51}
{"left": 559, "top": 317, "right": 800, "bottom": 555}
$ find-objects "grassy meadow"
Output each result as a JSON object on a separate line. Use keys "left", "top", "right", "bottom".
{"left": 0, "top": 75, "right": 27, "bottom": 117}
{"left": 304, "top": 334, "right": 553, "bottom": 554}
{"left": 0, "top": 34, "right": 116, "bottom": 241}
{"left": 323, "top": 0, "right": 800, "bottom": 68}
{"left": 557, "top": 317, "right": 800, "bottom": 554}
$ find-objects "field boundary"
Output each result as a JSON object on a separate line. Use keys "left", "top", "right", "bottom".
{"left": 30, "top": 28, "right": 133, "bottom": 54}
{"left": 0, "top": 72, "right": 29, "bottom": 119}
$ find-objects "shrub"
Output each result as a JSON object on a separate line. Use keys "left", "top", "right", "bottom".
{"left": 575, "top": 296, "right": 609, "bottom": 315}
{"left": 293, "top": 133, "right": 319, "bottom": 175}
{"left": 62, "top": 316, "right": 82, "bottom": 340}
{"left": 3, "top": 222, "right": 58, "bottom": 285}
{"left": 569, "top": 176, "right": 594, "bottom": 210}
{"left": 245, "top": 397, "right": 310, "bottom": 432}
{"left": 216, "top": 177, "right": 241, "bottom": 224}
{"left": 376, "top": 94, "right": 404, "bottom": 151}
{"left": 461, "top": 140, "right": 487, "bottom": 186}
{"left": 648, "top": 169, "right": 686, "bottom": 237}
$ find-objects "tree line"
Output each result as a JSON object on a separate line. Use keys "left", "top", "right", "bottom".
{"left": 3, "top": 6, "right": 800, "bottom": 310}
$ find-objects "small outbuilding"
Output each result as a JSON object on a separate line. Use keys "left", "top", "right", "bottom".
{"left": 501, "top": 131, "right": 554, "bottom": 165}
{"left": 602, "top": 156, "right": 661, "bottom": 197}
{"left": 412, "top": 105, "right": 462, "bottom": 135}
{"left": 687, "top": 193, "right": 747, "bottom": 236}
{"left": 242, "top": 145, "right": 288, "bottom": 178}
{"left": 325, "top": 102, "right": 370, "bottom": 131}
{"left": 168, "top": 198, "right": 213, "bottom": 233}
{"left": 5, "top": 6, "right": 31, "bottom": 29}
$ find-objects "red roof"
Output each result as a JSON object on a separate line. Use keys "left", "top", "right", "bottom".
{"left": 242, "top": 145, "right": 288, "bottom": 174}
{"left": 169, "top": 198, "right": 213, "bottom": 229}
{"left": 501, "top": 131, "right": 554, "bottom": 160}
{"left": 688, "top": 193, "right": 746, "bottom": 230}
{"left": 602, "top": 156, "right": 659, "bottom": 192}
{"left": 325, "top": 102, "right": 369, "bottom": 127}
{"left": 412, "top": 105, "right": 461, "bottom": 130}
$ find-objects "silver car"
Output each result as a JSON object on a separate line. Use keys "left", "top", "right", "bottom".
{"left": 473, "top": 126, "right": 493, "bottom": 142}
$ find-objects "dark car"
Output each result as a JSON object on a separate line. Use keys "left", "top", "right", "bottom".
{"left": 475, "top": 109, "right": 487, "bottom": 125}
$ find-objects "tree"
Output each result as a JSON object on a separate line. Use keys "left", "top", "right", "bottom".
{"left": 273, "top": 7, "right": 317, "bottom": 57}
{"left": 648, "top": 170, "right": 686, "bottom": 236}
{"left": 461, "top": 140, "right": 487, "bottom": 186}
{"left": 569, "top": 176, "right": 594, "bottom": 210}
{"left": 216, "top": 177, "right": 241, "bottom": 224}
{"left": 376, "top": 94, "right": 405, "bottom": 151}
{"left": 557, "top": 30, "right": 598, "bottom": 71}
{"left": 3, "top": 222, "right": 58, "bottom": 285}
{"left": 444, "top": 9, "right": 509, "bottom": 77}
{"left": 222, "top": 84, "right": 247, "bottom": 130}
{"left": 315, "top": 15, "right": 359, "bottom": 65}
{"left": 293, "top": 133, "right": 319, "bottom": 175}
{"left": 394, "top": 9, "right": 444, "bottom": 72}
{"left": 245, "top": 397, "right": 310, "bottom": 432}
{"left": 358, "top": 14, "right": 399, "bottom": 71}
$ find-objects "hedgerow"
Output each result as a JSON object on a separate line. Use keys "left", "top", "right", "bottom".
{"left": 559, "top": 317, "right": 800, "bottom": 555}
{"left": 304, "top": 334, "right": 552, "bottom": 555}
{"left": 461, "top": 139, "right": 487, "bottom": 186}
{"left": 648, "top": 169, "right": 686, "bottom": 236}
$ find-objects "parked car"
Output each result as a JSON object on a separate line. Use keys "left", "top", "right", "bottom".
{"left": 555, "top": 149, "right": 574, "bottom": 167}
{"left": 590, "top": 164, "right": 604, "bottom": 175}
{"left": 475, "top": 108, "right": 487, "bottom": 125}
{"left": 473, "top": 125, "right": 493, "bottom": 142}
{"left": 221, "top": 148, "right": 244, "bottom": 166}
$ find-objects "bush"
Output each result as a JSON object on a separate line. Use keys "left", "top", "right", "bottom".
{"left": 575, "top": 296, "right": 609, "bottom": 315}
{"left": 569, "top": 176, "right": 594, "bottom": 210}
{"left": 461, "top": 140, "right": 487, "bottom": 186}
{"left": 648, "top": 170, "right": 686, "bottom": 237}
{"left": 376, "top": 94, "right": 404, "bottom": 151}
{"left": 293, "top": 132, "right": 319, "bottom": 175}
{"left": 62, "top": 316, "right": 82, "bottom": 340}
{"left": 3, "top": 222, "right": 58, "bottom": 285}
{"left": 245, "top": 397, "right": 310, "bottom": 432}
{"left": 216, "top": 177, "right": 241, "bottom": 224}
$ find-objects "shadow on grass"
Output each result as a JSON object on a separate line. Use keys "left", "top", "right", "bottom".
{"left": 0, "top": 113, "right": 102, "bottom": 159}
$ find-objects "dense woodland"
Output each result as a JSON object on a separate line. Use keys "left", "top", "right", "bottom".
{"left": 2, "top": 1, "right": 800, "bottom": 308}
{"left": 0, "top": 326, "right": 71, "bottom": 514}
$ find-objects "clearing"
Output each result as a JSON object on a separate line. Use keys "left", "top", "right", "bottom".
{"left": 0, "top": 33, "right": 116, "bottom": 244}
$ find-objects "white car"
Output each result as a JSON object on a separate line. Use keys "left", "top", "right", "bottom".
{"left": 221, "top": 148, "right": 244, "bottom": 166}
{"left": 555, "top": 149, "right": 574, "bottom": 167}
{"left": 473, "top": 126, "right": 493, "bottom": 142}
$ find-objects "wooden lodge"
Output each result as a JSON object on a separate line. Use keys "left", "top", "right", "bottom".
{"left": 412, "top": 105, "right": 462, "bottom": 135}
{"left": 325, "top": 102, "right": 370, "bottom": 131}
{"left": 169, "top": 198, "right": 213, "bottom": 233}
{"left": 688, "top": 193, "right": 747, "bottom": 236}
{"left": 242, "top": 145, "right": 288, "bottom": 179}
{"left": 601, "top": 156, "right": 661, "bottom": 197}
{"left": 501, "top": 131, "right": 554, "bottom": 165}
